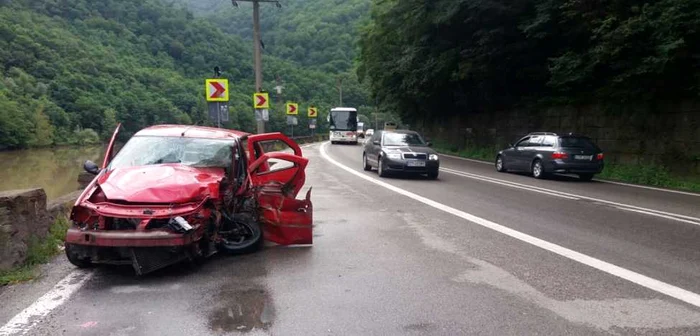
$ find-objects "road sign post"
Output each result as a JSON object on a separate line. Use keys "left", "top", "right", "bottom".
{"left": 205, "top": 79, "right": 229, "bottom": 128}
{"left": 286, "top": 103, "right": 298, "bottom": 116}
{"left": 253, "top": 92, "right": 270, "bottom": 126}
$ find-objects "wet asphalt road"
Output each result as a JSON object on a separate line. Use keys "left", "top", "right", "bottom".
{"left": 2, "top": 141, "right": 700, "bottom": 335}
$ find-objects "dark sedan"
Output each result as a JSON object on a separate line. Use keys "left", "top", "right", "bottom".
{"left": 362, "top": 130, "right": 440, "bottom": 179}
{"left": 495, "top": 132, "right": 604, "bottom": 181}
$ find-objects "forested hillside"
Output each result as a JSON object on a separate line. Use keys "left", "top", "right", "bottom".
{"left": 181, "top": 0, "right": 376, "bottom": 122}
{"left": 359, "top": 0, "right": 700, "bottom": 124}
{"left": 0, "top": 0, "right": 371, "bottom": 150}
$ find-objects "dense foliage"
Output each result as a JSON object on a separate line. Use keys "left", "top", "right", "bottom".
{"left": 359, "top": 0, "right": 700, "bottom": 124}
{"left": 0, "top": 0, "right": 372, "bottom": 149}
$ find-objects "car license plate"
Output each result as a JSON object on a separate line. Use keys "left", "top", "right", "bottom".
{"left": 574, "top": 155, "right": 592, "bottom": 160}
{"left": 407, "top": 160, "right": 426, "bottom": 167}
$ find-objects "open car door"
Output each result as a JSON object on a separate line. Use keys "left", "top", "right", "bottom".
{"left": 247, "top": 133, "right": 312, "bottom": 245}
{"left": 102, "top": 123, "right": 122, "bottom": 169}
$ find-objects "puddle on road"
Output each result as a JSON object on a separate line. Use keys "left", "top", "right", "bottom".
{"left": 208, "top": 288, "right": 274, "bottom": 333}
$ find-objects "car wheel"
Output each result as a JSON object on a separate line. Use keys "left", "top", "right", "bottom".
{"left": 427, "top": 170, "right": 439, "bottom": 180}
{"left": 65, "top": 243, "right": 92, "bottom": 269}
{"left": 532, "top": 159, "right": 546, "bottom": 179}
{"left": 578, "top": 173, "right": 594, "bottom": 181}
{"left": 218, "top": 213, "right": 263, "bottom": 255}
{"left": 363, "top": 153, "right": 372, "bottom": 171}
{"left": 331, "top": 141, "right": 336, "bottom": 145}
{"left": 495, "top": 155, "right": 507, "bottom": 172}
{"left": 378, "top": 156, "right": 388, "bottom": 177}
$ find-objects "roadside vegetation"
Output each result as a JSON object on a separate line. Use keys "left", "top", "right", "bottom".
{"left": 0, "top": 217, "right": 71, "bottom": 286}
{"left": 0, "top": 0, "right": 373, "bottom": 150}
{"left": 359, "top": 0, "right": 700, "bottom": 123}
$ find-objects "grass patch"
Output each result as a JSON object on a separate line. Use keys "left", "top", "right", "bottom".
{"left": 599, "top": 163, "right": 700, "bottom": 193}
{"left": 0, "top": 216, "right": 70, "bottom": 286}
{"left": 432, "top": 141, "right": 496, "bottom": 162}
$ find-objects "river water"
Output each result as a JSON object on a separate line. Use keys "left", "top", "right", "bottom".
{"left": 0, "top": 145, "right": 104, "bottom": 200}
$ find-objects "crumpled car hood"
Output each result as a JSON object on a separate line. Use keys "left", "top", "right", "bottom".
{"left": 97, "top": 164, "right": 225, "bottom": 204}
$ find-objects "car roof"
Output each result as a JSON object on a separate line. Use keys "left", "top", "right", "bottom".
{"left": 134, "top": 124, "right": 249, "bottom": 139}
{"left": 527, "top": 132, "right": 558, "bottom": 136}
{"left": 330, "top": 107, "right": 357, "bottom": 112}
{"left": 526, "top": 132, "right": 590, "bottom": 138}
{"left": 382, "top": 129, "right": 418, "bottom": 135}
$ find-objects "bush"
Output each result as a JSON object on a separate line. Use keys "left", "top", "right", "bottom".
{"left": 72, "top": 128, "right": 100, "bottom": 145}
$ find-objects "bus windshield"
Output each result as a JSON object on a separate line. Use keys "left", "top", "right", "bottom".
{"left": 329, "top": 111, "right": 357, "bottom": 131}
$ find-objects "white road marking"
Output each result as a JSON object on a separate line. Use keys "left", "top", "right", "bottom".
{"left": 441, "top": 168, "right": 580, "bottom": 200}
{"left": 614, "top": 207, "right": 700, "bottom": 227}
{"left": 0, "top": 270, "right": 93, "bottom": 336}
{"left": 320, "top": 142, "right": 700, "bottom": 308}
{"left": 595, "top": 179, "right": 700, "bottom": 197}
{"left": 439, "top": 152, "right": 699, "bottom": 197}
{"left": 440, "top": 167, "right": 700, "bottom": 226}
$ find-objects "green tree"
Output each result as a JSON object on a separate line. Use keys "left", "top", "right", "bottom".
{"left": 101, "top": 108, "right": 118, "bottom": 140}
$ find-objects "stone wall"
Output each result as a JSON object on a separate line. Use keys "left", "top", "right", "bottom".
{"left": 423, "top": 102, "right": 700, "bottom": 174}
{"left": 0, "top": 188, "right": 81, "bottom": 272}
{"left": 0, "top": 189, "right": 50, "bottom": 271}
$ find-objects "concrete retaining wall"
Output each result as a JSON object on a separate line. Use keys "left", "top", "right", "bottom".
{"left": 423, "top": 102, "right": 700, "bottom": 174}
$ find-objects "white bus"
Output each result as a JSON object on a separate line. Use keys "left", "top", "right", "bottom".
{"left": 328, "top": 107, "right": 359, "bottom": 145}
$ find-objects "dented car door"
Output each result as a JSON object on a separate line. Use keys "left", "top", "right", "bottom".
{"left": 246, "top": 133, "right": 313, "bottom": 245}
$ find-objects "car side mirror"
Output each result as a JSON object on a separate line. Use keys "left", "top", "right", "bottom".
{"left": 508, "top": 143, "right": 514, "bottom": 148}
{"left": 373, "top": 140, "right": 380, "bottom": 146}
{"left": 83, "top": 160, "right": 100, "bottom": 175}
{"left": 426, "top": 142, "right": 433, "bottom": 147}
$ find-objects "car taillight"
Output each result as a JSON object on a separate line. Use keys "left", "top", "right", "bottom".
{"left": 597, "top": 153, "right": 604, "bottom": 160}
{"left": 552, "top": 152, "right": 568, "bottom": 159}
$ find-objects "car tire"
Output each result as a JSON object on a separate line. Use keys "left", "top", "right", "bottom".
{"left": 427, "top": 170, "right": 439, "bottom": 180}
{"left": 218, "top": 213, "right": 263, "bottom": 255}
{"left": 378, "top": 156, "right": 388, "bottom": 177}
{"left": 331, "top": 141, "right": 336, "bottom": 145}
{"left": 495, "top": 155, "right": 507, "bottom": 172}
{"left": 65, "top": 243, "right": 92, "bottom": 269}
{"left": 578, "top": 173, "right": 594, "bottom": 181}
{"left": 363, "top": 153, "right": 372, "bottom": 171}
{"left": 532, "top": 159, "right": 547, "bottom": 179}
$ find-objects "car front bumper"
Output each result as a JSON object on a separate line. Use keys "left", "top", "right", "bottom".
{"left": 383, "top": 158, "right": 440, "bottom": 173}
{"left": 65, "top": 227, "right": 195, "bottom": 247}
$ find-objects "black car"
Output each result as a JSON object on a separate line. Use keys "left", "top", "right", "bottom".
{"left": 495, "top": 132, "right": 604, "bottom": 181}
{"left": 363, "top": 130, "right": 440, "bottom": 179}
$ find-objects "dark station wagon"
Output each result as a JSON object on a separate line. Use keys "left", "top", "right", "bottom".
{"left": 495, "top": 132, "right": 605, "bottom": 181}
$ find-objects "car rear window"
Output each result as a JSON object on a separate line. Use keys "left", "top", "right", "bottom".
{"left": 558, "top": 136, "right": 599, "bottom": 150}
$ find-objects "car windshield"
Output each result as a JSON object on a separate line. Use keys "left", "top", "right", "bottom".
{"left": 558, "top": 136, "right": 599, "bottom": 150}
{"left": 383, "top": 132, "right": 426, "bottom": 146}
{"left": 329, "top": 111, "right": 357, "bottom": 131}
{"left": 108, "top": 136, "right": 236, "bottom": 170}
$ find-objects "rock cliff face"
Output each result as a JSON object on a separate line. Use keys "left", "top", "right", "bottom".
{"left": 0, "top": 189, "right": 50, "bottom": 271}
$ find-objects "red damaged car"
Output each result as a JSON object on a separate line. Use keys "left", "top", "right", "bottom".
{"left": 65, "top": 124, "right": 313, "bottom": 275}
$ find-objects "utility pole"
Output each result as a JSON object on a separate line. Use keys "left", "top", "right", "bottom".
{"left": 232, "top": 0, "right": 281, "bottom": 133}
{"left": 336, "top": 76, "right": 344, "bottom": 106}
